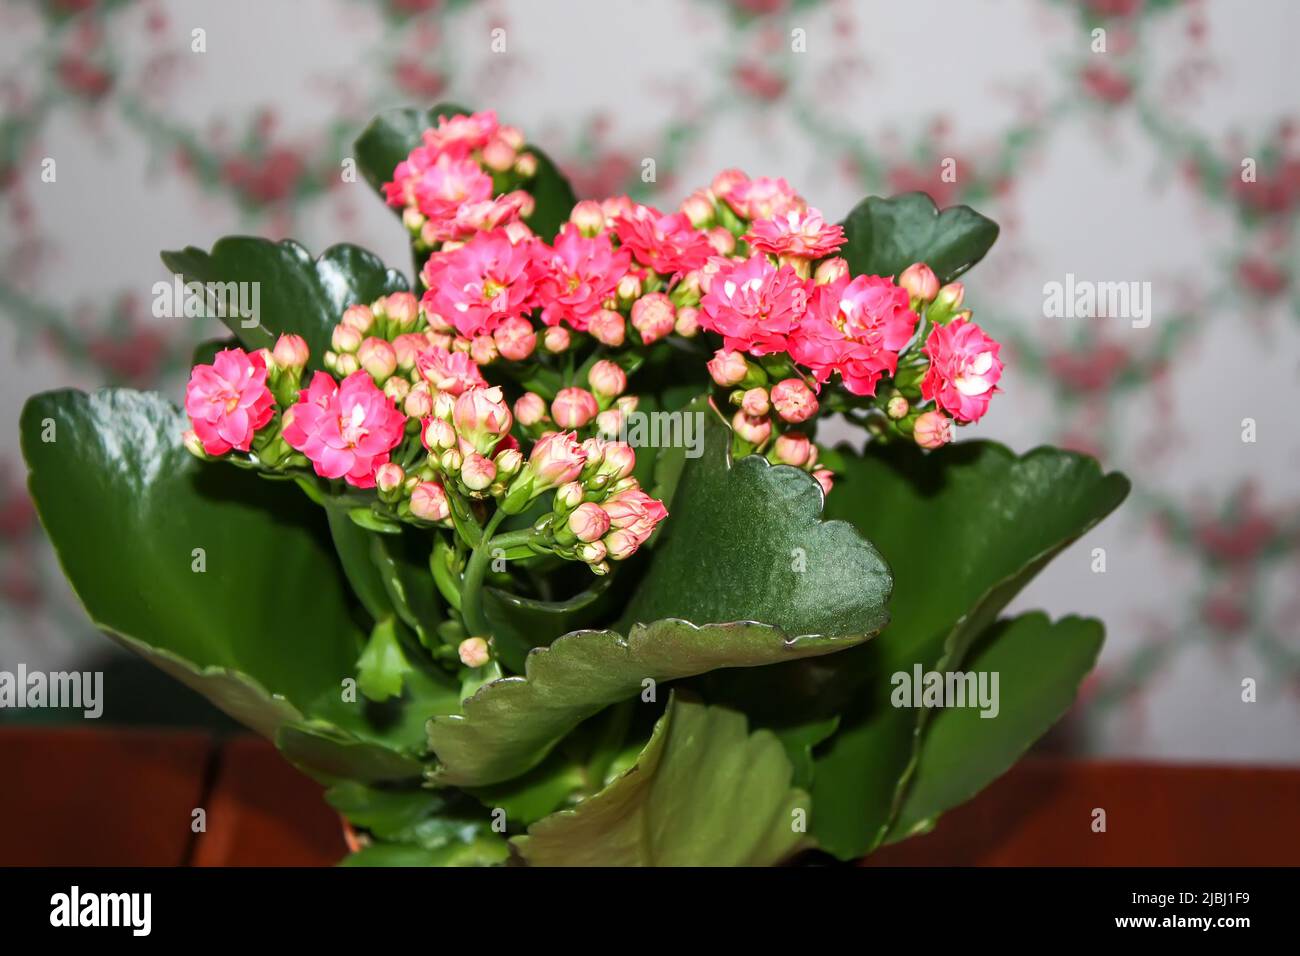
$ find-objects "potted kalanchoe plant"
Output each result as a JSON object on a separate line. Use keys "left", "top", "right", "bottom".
{"left": 21, "top": 105, "right": 1129, "bottom": 866}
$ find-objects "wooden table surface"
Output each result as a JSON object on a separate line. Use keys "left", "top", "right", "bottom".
{"left": 1, "top": 726, "right": 1296, "bottom": 866}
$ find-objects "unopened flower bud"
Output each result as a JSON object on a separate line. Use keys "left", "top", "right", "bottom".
{"left": 707, "top": 349, "right": 749, "bottom": 387}
{"left": 432, "top": 390, "right": 455, "bottom": 421}
{"left": 898, "top": 262, "right": 940, "bottom": 306}
{"left": 773, "top": 432, "right": 813, "bottom": 468}
{"left": 182, "top": 429, "right": 207, "bottom": 459}
{"left": 470, "top": 334, "right": 498, "bottom": 366}
{"left": 814, "top": 257, "right": 849, "bottom": 285}
{"left": 588, "top": 309, "right": 626, "bottom": 347}
{"left": 341, "top": 304, "right": 374, "bottom": 334}
{"left": 482, "top": 137, "right": 517, "bottom": 172}
{"left": 679, "top": 190, "right": 714, "bottom": 228}
{"left": 576, "top": 541, "right": 607, "bottom": 564}
{"left": 440, "top": 448, "right": 463, "bottom": 473}
{"left": 543, "top": 325, "right": 571, "bottom": 353}
{"left": 913, "top": 410, "right": 954, "bottom": 449}
{"left": 929, "top": 282, "right": 965, "bottom": 323}
{"left": 513, "top": 152, "right": 538, "bottom": 178}
{"left": 570, "top": 200, "right": 606, "bottom": 236}
{"left": 552, "top": 387, "right": 599, "bottom": 428}
{"left": 588, "top": 360, "right": 627, "bottom": 399}
{"left": 410, "top": 481, "right": 450, "bottom": 521}
{"left": 602, "top": 528, "right": 642, "bottom": 561}
{"left": 272, "top": 333, "right": 309, "bottom": 371}
{"left": 741, "top": 387, "right": 770, "bottom": 417}
{"left": 393, "top": 333, "right": 426, "bottom": 371}
{"left": 358, "top": 337, "right": 397, "bottom": 381}
{"left": 404, "top": 382, "right": 433, "bottom": 419}
{"left": 494, "top": 447, "right": 523, "bottom": 478}
{"left": 422, "top": 417, "right": 457, "bottom": 452}
{"left": 770, "top": 378, "right": 818, "bottom": 423}
{"left": 732, "top": 410, "right": 772, "bottom": 445}
{"left": 631, "top": 293, "right": 676, "bottom": 345}
{"left": 568, "top": 502, "right": 611, "bottom": 543}
{"left": 886, "top": 394, "right": 910, "bottom": 420}
{"left": 385, "top": 291, "right": 419, "bottom": 328}
{"left": 707, "top": 227, "right": 736, "bottom": 256}
{"left": 494, "top": 316, "right": 537, "bottom": 362}
{"left": 597, "top": 441, "right": 636, "bottom": 480}
{"left": 335, "top": 352, "right": 360, "bottom": 376}
{"left": 520, "top": 431, "right": 587, "bottom": 493}
{"left": 710, "top": 168, "right": 748, "bottom": 200}
{"left": 555, "top": 480, "right": 585, "bottom": 511}
{"left": 813, "top": 469, "right": 834, "bottom": 495}
{"left": 332, "top": 324, "right": 363, "bottom": 354}
{"left": 375, "top": 462, "right": 405, "bottom": 494}
{"left": 461, "top": 452, "right": 497, "bottom": 491}
{"left": 674, "top": 306, "right": 701, "bottom": 338}
{"left": 453, "top": 386, "right": 513, "bottom": 455}
{"left": 514, "top": 391, "right": 547, "bottom": 427}
{"left": 458, "top": 636, "right": 491, "bottom": 668}
{"left": 384, "top": 376, "right": 411, "bottom": 403}
{"left": 616, "top": 272, "right": 643, "bottom": 303}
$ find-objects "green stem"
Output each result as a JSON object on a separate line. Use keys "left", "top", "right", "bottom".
{"left": 458, "top": 511, "right": 537, "bottom": 640}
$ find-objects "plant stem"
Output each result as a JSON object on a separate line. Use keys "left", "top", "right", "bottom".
{"left": 458, "top": 510, "right": 537, "bottom": 640}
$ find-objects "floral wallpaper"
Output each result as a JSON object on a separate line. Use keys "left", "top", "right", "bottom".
{"left": 1, "top": 0, "right": 1297, "bottom": 759}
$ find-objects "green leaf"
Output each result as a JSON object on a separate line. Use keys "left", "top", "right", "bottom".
{"left": 481, "top": 574, "right": 619, "bottom": 673}
{"left": 354, "top": 103, "right": 577, "bottom": 242}
{"left": 810, "top": 440, "right": 1129, "bottom": 859}
{"left": 887, "top": 612, "right": 1103, "bottom": 840}
{"left": 513, "top": 695, "right": 810, "bottom": 866}
{"left": 19, "top": 388, "right": 358, "bottom": 738}
{"left": 839, "top": 192, "right": 999, "bottom": 283}
{"left": 356, "top": 617, "right": 414, "bottom": 702}
{"left": 159, "top": 238, "right": 407, "bottom": 368}
{"left": 427, "top": 619, "right": 869, "bottom": 788}
{"left": 370, "top": 529, "right": 445, "bottom": 650}
{"left": 621, "top": 400, "right": 891, "bottom": 639}
{"left": 340, "top": 836, "right": 508, "bottom": 867}
{"left": 328, "top": 783, "right": 510, "bottom": 866}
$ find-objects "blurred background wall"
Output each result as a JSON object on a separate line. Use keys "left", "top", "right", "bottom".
{"left": 1, "top": 0, "right": 1297, "bottom": 759}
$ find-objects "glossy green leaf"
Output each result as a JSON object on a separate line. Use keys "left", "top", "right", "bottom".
{"left": 481, "top": 574, "right": 619, "bottom": 673}
{"left": 888, "top": 612, "right": 1104, "bottom": 840}
{"left": 19, "top": 388, "right": 358, "bottom": 737}
{"left": 513, "top": 695, "right": 810, "bottom": 866}
{"left": 159, "top": 238, "right": 407, "bottom": 368}
{"left": 339, "top": 836, "right": 508, "bottom": 867}
{"left": 810, "top": 440, "right": 1129, "bottom": 859}
{"left": 354, "top": 103, "right": 577, "bottom": 242}
{"left": 839, "top": 192, "right": 999, "bottom": 283}
{"left": 621, "top": 401, "right": 891, "bottom": 639}
{"left": 329, "top": 782, "right": 509, "bottom": 867}
{"left": 356, "top": 617, "right": 414, "bottom": 702}
{"left": 427, "top": 619, "right": 868, "bottom": 788}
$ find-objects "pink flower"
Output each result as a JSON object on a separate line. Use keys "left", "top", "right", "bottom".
{"left": 410, "top": 152, "right": 494, "bottom": 222}
{"left": 920, "top": 317, "right": 1004, "bottom": 423}
{"left": 184, "top": 348, "right": 275, "bottom": 456}
{"left": 422, "top": 109, "right": 502, "bottom": 157}
{"left": 283, "top": 371, "right": 407, "bottom": 488}
{"left": 423, "top": 190, "right": 534, "bottom": 245}
{"left": 453, "top": 385, "right": 513, "bottom": 455}
{"left": 614, "top": 205, "right": 714, "bottom": 276}
{"left": 698, "top": 254, "right": 810, "bottom": 355}
{"left": 522, "top": 431, "right": 587, "bottom": 492}
{"left": 790, "top": 274, "right": 919, "bottom": 396}
{"left": 770, "top": 378, "right": 819, "bottom": 423}
{"left": 420, "top": 229, "right": 537, "bottom": 338}
{"left": 913, "top": 410, "right": 954, "bottom": 449}
{"left": 532, "top": 225, "right": 630, "bottom": 330}
{"left": 600, "top": 487, "right": 668, "bottom": 558}
{"left": 723, "top": 176, "right": 803, "bottom": 220}
{"left": 416, "top": 346, "right": 487, "bottom": 395}
{"left": 552, "top": 387, "right": 599, "bottom": 429}
{"left": 746, "top": 207, "right": 846, "bottom": 260}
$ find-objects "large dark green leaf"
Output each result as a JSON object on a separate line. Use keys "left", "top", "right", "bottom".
{"left": 354, "top": 103, "right": 577, "bottom": 242}
{"left": 20, "top": 389, "right": 357, "bottom": 736}
{"left": 482, "top": 574, "right": 619, "bottom": 673}
{"left": 839, "top": 192, "right": 999, "bottom": 283}
{"left": 513, "top": 694, "right": 809, "bottom": 866}
{"left": 811, "top": 440, "right": 1129, "bottom": 859}
{"left": 888, "top": 612, "right": 1103, "bottom": 840}
{"left": 159, "top": 239, "right": 407, "bottom": 369}
{"left": 327, "top": 782, "right": 507, "bottom": 866}
{"left": 621, "top": 401, "right": 891, "bottom": 639}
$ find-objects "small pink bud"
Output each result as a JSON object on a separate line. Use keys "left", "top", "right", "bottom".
{"left": 481, "top": 137, "right": 517, "bottom": 172}
{"left": 335, "top": 353, "right": 361, "bottom": 376}
{"left": 602, "top": 528, "right": 642, "bottom": 561}
{"left": 588, "top": 309, "right": 626, "bottom": 347}
{"left": 814, "top": 257, "right": 849, "bottom": 285}
{"left": 616, "top": 272, "right": 643, "bottom": 302}
{"left": 384, "top": 291, "right": 419, "bottom": 327}
{"left": 461, "top": 452, "right": 497, "bottom": 491}
{"left": 707, "top": 349, "right": 749, "bottom": 387}
{"left": 341, "top": 304, "right": 374, "bottom": 333}
{"left": 182, "top": 429, "right": 206, "bottom": 458}
{"left": 679, "top": 190, "right": 714, "bottom": 227}
{"left": 503, "top": 219, "right": 534, "bottom": 244}
{"left": 740, "top": 387, "right": 770, "bottom": 418}
{"left": 595, "top": 409, "right": 623, "bottom": 437}
{"left": 513, "top": 152, "right": 538, "bottom": 178}
{"left": 514, "top": 391, "right": 547, "bottom": 427}
{"left": 431, "top": 390, "right": 455, "bottom": 421}
{"left": 552, "top": 387, "right": 600, "bottom": 429}
{"left": 332, "top": 324, "right": 363, "bottom": 354}
{"left": 674, "top": 306, "right": 701, "bottom": 338}
{"left": 453, "top": 386, "right": 513, "bottom": 455}
{"left": 410, "top": 481, "right": 450, "bottom": 521}
{"left": 813, "top": 469, "right": 834, "bottom": 496}
{"left": 404, "top": 382, "right": 433, "bottom": 418}
{"left": 886, "top": 395, "right": 909, "bottom": 420}
{"left": 773, "top": 432, "right": 813, "bottom": 468}
{"left": 706, "top": 227, "right": 736, "bottom": 256}
{"left": 543, "top": 325, "right": 571, "bottom": 353}
{"left": 914, "top": 410, "right": 954, "bottom": 449}
{"left": 358, "top": 337, "right": 397, "bottom": 381}
{"left": 597, "top": 441, "right": 636, "bottom": 479}
{"left": 576, "top": 541, "right": 607, "bottom": 564}
{"left": 375, "top": 462, "right": 405, "bottom": 493}
{"left": 494, "top": 447, "right": 523, "bottom": 478}
{"left": 493, "top": 316, "right": 537, "bottom": 362}
{"left": 393, "top": 333, "right": 426, "bottom": 370}
{"left": 710, "top": 168, "right": 749, "bottom": 199}
{"left": 383, "top": 376, "right": 411, "bottom": 403}
{"left": 568, "top": 502, "right": 611, "bottom": 543}
{"left": 732, "top": 410, "right": 772, "bottom": 445}
{"left": 587, "top": 360, "right": 627, "bottom": 399}
{"left": 570, "top": 200, "right": 606, "bottom": 236}
{"left": 470, "top": 334, "right": 498, "bottom": 366}
{"left": 272, "top": 333, "right": 309, "bottom": 370}
{"left": 770, "top": 378, "right": 818, "bottom": 423}
{"left": 422, "top": 417, "right": 457, "bottom": 452}
{"left": 522, "top": 431, "right": 588, "bottom": 492}
{"left": 458, "top": 636, "right": 491, "bottom": 668}
{"left": 555, "top": 480, "right": 585, "bottom": 511}
{"left": 935, "top": 282, "right": 965, "bottom": 312}
{"left": 630, "top": 293, "right": 675, "bottom": 345}
{"left": 898, "top": 262, "right": 940, "bottom": 305}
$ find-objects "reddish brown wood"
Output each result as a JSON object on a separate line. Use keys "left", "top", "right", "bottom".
{"left": 864, "top": 758, "right": 1300, "bottom": 866}
{"left": 0, "top": 726, "right": 213, "bottom": 866}
{"left": 189, "top": 735, "right": 346, "bottom": 867}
